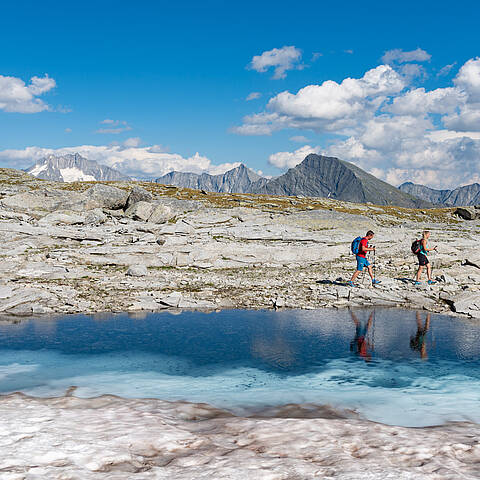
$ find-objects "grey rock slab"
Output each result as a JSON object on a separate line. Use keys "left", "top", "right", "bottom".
{"left": 38, "top": 211, "right": 85, "bottom": 226}
{"left": 452, "top": 292, "right": 480, "bottom": 315}
{"left": 125, "top": 201, "right": 155, "bottom": 221}
{"left": 126, "top": 186, "right": 153, "bottom": 208}
{"left": 159, "top": 292, "right": 183, "bottom": 307}
{"left": 0, "top": 288, "right": 58, "bottom": 314}
{"left": 126, "top": 265, "right": 148, "bottom": 277}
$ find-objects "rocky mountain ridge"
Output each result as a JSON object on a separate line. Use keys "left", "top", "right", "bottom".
{"left": 155, "top": 164, "right": 268, "bottom": 193}
{"left": 25, "top": 153, "right": 130, "bottom": 183}
{"left": 399, "top": 181, "right": 480, "bottom": 206}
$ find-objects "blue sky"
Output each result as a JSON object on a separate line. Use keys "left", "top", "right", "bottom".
{"left": 0, "top": 0, "right": 479, "bottom": 187}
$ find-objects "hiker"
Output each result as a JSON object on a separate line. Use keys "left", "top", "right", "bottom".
{"left": 413, "top": 230, "right": 437, "bottom": 285}
{"left": 348, "top": 230, "right": 380, "bottom": 287}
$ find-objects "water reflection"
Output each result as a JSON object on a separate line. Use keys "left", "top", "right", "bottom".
{"left": 410, "top": 312, "right": 431, "bottom": 360}
{"left": 350, "top": 311, "right": 374, "bottom": 362}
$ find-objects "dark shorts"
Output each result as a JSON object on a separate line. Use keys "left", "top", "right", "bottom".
{"left": 417, "top": 253, "right": 429, "bottom": 266}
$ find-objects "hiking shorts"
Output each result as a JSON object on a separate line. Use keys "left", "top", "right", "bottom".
{"left": 417, "top": 253, "right": 429, "bottom": 266}
{"left": 356, "top": 256, "right": 370, "bottom": 271}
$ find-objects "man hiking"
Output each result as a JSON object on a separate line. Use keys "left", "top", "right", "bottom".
{"left": 414, "top": 230, "right": 437, "bottom": 285}
{"left": 348, "top": 230, "right": 380, "bottom": 287}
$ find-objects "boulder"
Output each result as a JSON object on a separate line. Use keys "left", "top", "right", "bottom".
{"left": 83, "top": 184, "right": 129, "bottom": 210}
{"left": 126, "top": 186, "right": 153, "bottom": 208}
{"left": 455, "top": 207, "right": 477, "bottom": 220}
{"left": 125, "top": 201, "right": 155, "bottom": 221}
{"left": 84, "top": 208, "right": 107, "bottom": 225}
{"left": 126, "top": 264, "right": 148, "bottom": 277}
{"left": 148, "top": 204, "right": 173, "bottom": 224}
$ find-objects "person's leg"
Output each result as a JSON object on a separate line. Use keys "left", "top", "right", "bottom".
{"left": 367, "top": 265, "right": 374, "bottom": 280}
{"left": 426, "top": 263, "right": 432, "bottom": 281}
{"left": 416, "top": 265, "right": 424, "bottom": 281}
{"left": 351, "top": 269, "right": 361, "bottom": 282}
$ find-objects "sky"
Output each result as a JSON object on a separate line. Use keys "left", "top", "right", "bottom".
{"left": 0, "top": 0, "right": 479, "bottom": 188}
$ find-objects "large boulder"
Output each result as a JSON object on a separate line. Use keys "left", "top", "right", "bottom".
{"left": 451, "top": 291, "right": 480, "bottom": 318}
{"left": 126, "top": 186, "right": 153, "bottom": 208}
{"left": 455, "top": 207, "right": 477, "bottom": 220}
{"left": 82, "top": 184, "right": 129, "bottom": 210}
{"left": 84, "top": 208, "right": 107, "bottom": 225}
{"left": 148, "top": 204, "right": 174, "bottom": 224}
{"left": 125, "top": 201, "right": 155, "bottom": 221}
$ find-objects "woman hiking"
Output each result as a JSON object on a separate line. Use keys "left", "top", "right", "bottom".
{"left": 415, "top": 230, "right": 437, "bottom": 285}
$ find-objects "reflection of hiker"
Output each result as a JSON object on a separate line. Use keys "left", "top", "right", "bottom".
{"left": 410, "top": 312, "right": 431, "bottom": 360}
{"left": 412, "top": 231, "right": 437, "bottom": 285}
{"left": 348, "top": 230, "right": 381, "bottom": 287}
{"left": 350, "top": 311, "right": 374, "bottom": 361}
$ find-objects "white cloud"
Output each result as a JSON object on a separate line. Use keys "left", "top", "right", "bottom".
{"left": 248, "top": 46, "right": 303, "bottom": 79}
{"left": 269, "top": 145, "right": 321, "bottom": 169}
{"left": 235, "top": 56, "right": 480, "bottom": 189}
{"left": 381, "top": 48, "right": 431, "bottom": 64}
{"left": 246, "top": 92, "right": 261, "bottom": 101}
{"left": 64, "top": 128, "right": 72, "bottom": 133}
{"left": 235, "top": 65, "right": 406, "bottom": 135}
{"left": 0, "top": 144, "right": 240, "bottom": 180}
{"left": 96, "top": 119, "right": 132, "bottom": 134}
{"left": 0, "top": 73, "right": 56, "bottom": 113}
{"left": 289, "top": 135, "right": 310, "bottom": 142}
{"left": 454, "top": 57, "right": 480, "bottom": 101}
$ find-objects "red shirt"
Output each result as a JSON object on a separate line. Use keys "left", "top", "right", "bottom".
{"left": 357, "top": 237, "right": 368, "bottom": 258}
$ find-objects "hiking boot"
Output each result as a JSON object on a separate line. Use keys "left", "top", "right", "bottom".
{"left": 372, "top": 279, "right": 381, "bottom": 285}
{"left": 427, "top": 280, "right": 437, "bottom": 285}
{"left": 347, "top": 280, "right": 356, "bottom": 287}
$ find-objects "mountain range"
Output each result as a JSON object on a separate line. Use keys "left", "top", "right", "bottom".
{"left": 399, "top": 182, "right": 480, "bottom": 206}
{"left": 25, "top": 153, "right": 130, "bottom": 182}
{"left": 156, "top": 154, "right": 430, "bottom": 208}
{"left": 155, "top": 164, "right": 269, "bottom": 193}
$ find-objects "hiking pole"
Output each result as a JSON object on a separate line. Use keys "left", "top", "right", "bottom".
{"left": 373, "top": 247, "right": 376, "bottom": 283}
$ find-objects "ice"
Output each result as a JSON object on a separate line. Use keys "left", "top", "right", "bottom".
{"left": 1, "top": 349, "right": 480, "bottom": 427}
{"left": 59, "top": 167, "right": 96, "bottom": 182}
{"left": 0, "top": 393, "right": 479, "bottom": 479}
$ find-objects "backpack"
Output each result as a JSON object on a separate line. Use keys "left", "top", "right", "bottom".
{"left": 411, "top": 239, "right": 422, "bottom": 255}
{"left": 351, "top": 236, "right": 362, "bottom": 255}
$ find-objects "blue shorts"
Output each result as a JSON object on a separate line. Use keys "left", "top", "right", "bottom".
{"left": 356, "top": 256, "right": 370, "bottom": 271}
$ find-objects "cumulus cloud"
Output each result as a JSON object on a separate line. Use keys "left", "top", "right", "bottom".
{"left": 381, "top": 48, "right": 431, "bottom": 64}
{"left": 0, "top": 73, "right": 56, "bottom": 113}
{"left": 246, "top": 92, "right": 261, "bottom": 101}
{"left": 96, "top": 119, "right": 132, "bottom": 134}
{"left": 0, "top": 144, "right": 240, "bottom": 180}
{"left": 248, "top": 46, "right": 303, "bottom": 79}
{"left": 234, "top": 56, "right": 480, "bottom": 188}
{"left": 269, "top": 145, "right": 321, "bottom": 169}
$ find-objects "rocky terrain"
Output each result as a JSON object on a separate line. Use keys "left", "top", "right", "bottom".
{"left": 26, "top": 153, "right": 130, "bottom": 182}
{"left": 0, "top": 167, "right": 479, "bottom": 319}
{"left": 400, "top": 181, "right": 480, "bottom": 206}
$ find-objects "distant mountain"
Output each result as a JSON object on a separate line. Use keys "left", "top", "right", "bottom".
{"left": 399, "top": 182, "right": 480, "bottom": 206}
{"left": 251, "top": 154, "right": 431, "bottom": 208}
{"left": 155, "top": 164, "right": 269, "bottom": 193}
{"left": 25, "top": 153, "right": 130, "bottom": 182}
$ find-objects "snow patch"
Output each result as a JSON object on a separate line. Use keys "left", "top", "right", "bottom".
{"left": 28, "top": 163, "right": 47, "bottom": 176}
{"left": 59, "top": 167, "right": 96, "bottom": 182}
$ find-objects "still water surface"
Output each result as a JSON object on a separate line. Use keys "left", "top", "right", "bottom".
{"left": 1, "top": 308, "right": 479, "bottom": 426}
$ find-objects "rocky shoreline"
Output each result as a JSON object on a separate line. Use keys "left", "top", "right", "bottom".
{"left": 0, "top": 167, "right": 479, "bottom": 319}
